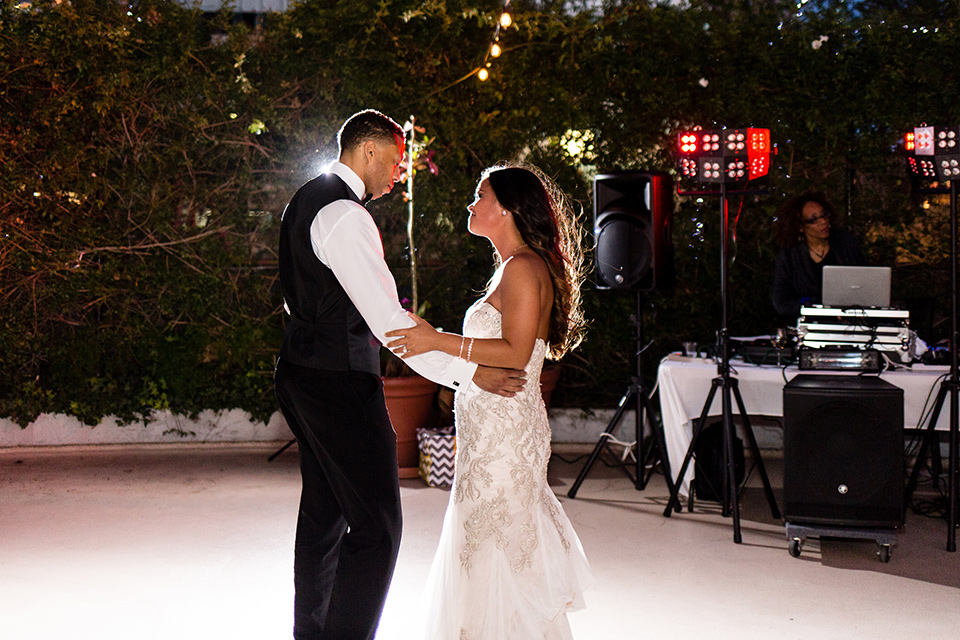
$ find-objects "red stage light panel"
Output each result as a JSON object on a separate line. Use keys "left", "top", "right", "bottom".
{"left": 677, "top": 127, "right": 771, "bottom": 183}
{"left": 906, "top": 126, "right": 960, "bottom": 180}
{"left": 698, "top": 159, "right": 723, "bottom": 182}
{"left": 748, "top": 128, "right": 771, "bottom": 154}
{"left": 746, "top": 128, "right": 771, "bottom": 180}
{"left": 700, "top": 131, "right": 721, "bottom": 153}
{"left": 904, "top": 131, "right": 916, "bottom": 152}
{"left": 677, "top": 130, "right": 723, "bottom": 156}
{"left": 724, "top": 158, "right": 747, "bottom": 181}
{"left": 907, "top": 156, "right": 936, "bottom": 179}
{"left": 679, "top": 133, "right": 700, "bottom": 155}
{"left": 935, "top": 127, "right": 960, "bottom": 153}
{"left": 722, "top": 130, "right": 746, "bottom": 154}
{"left": 914, "top": 126, "right": 935, "bottom": 155}
{"left": 749, "top": 154, "right": 769, "bottom": 180}
{"left": 679, "top": 157, "right": 699, "bottom": 178}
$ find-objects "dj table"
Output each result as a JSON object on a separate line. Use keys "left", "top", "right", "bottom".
{"left": 657, "top": 353, "right": 951, "bottom": 495}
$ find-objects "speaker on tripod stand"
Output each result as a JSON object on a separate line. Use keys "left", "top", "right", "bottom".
{"left": 568, "top": 171, "right": 675, "bottom": 498}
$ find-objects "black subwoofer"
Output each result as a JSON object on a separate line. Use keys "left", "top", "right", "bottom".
{"left": 783, "top": 374, "right": 904, "bottom": 528}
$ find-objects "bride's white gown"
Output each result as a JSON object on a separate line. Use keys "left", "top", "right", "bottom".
{"left": 422, "top": 300, "right": 593, "bottom": 640}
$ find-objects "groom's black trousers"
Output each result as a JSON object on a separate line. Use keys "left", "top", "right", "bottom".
{"left": 275, "top": 358, "right": 402, "bottom": 640}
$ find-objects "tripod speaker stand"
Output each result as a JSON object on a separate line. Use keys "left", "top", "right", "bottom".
{"left": 661, "top": 184, "right": 781, "bottom": 543}
{"left": 904, "top": 179, "right": 960, "bottom": 552}
{"left": 567, "top": 292, "right": 675, "bottom": 498}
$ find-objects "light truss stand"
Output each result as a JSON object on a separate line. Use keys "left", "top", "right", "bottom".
{"left": 661, "top": 183, "right": 781, "bottom": 543}
{"left": 568, "top": 292, "right": 675, "bottom": 499}
{"left": 268, "top": 438, "right": 296, "bottom": 462}
{"left": 904, "top": 179, "right": 959, "bottom": 552}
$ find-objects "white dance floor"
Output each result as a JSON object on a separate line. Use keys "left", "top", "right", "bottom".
{"left": 1, "top": 443, "right": 957, "bottom": 639}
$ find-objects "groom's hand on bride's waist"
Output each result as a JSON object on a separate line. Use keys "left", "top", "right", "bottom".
{"left": 473, "top": 365, "right": 526, "bottom": 397}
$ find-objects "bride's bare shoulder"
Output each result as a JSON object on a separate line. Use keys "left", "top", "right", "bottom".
{"left": 502, "top": 251, "right": 549, "bottom": 281}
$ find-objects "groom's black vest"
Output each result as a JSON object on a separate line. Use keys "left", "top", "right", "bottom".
{"left": 278, "top": 173, "right": 381, "bottom": 375}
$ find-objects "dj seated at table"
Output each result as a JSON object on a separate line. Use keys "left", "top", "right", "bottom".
{"left": 771, "top": 191, "right": 867, "bottom": 322}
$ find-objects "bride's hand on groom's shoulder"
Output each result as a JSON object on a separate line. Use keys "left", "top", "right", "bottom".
{"left": 473, "top": 365, "right": 526, "bottom": 397}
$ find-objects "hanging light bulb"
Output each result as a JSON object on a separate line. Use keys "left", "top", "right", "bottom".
{"left": 500, "top": 12, "right": 512, "bottom": 28}
{"left": 490, "top": 42, "right": 502, "bottom": 57}
{"left": 478, "top": 68, "right": 489, "bottom": 81}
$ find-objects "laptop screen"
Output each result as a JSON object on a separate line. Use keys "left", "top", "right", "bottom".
{"left": 821, "top": 265, "right": 891, "bottom": 308}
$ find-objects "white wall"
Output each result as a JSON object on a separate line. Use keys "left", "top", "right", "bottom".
{"left": 0, "top": 408, "right": 609, "bottom": 447}
{"left": 191, "top": 0, "right": 290, "bottom": 12}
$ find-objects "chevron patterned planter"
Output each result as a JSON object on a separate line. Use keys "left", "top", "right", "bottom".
{"left": 417, "top": 426, "right": 456, "bottom": 487}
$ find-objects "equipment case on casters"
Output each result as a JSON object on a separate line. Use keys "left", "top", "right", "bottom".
{"left": 785, "top": 522, "right": 897, "bottom": 563}
{"left": 782, "top": 375, "right": 904, "bottom": 563}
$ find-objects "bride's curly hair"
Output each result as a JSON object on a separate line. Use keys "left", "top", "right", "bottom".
{"left": 483, "top": 164, "right": 588, "bottom": 359}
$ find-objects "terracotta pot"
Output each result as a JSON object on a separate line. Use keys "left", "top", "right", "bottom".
{"left": 383, "top": 374, "right": 439, "bottom": 479}
{"left": 383, "top": 365, "right": 560, "bottom": 479}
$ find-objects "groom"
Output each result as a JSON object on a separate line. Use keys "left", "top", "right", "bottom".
{"left": 274, "top": 109, "right": 525, "bottom": 640}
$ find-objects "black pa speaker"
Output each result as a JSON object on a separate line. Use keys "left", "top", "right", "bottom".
{"left": 593, "top": 171, "right": 673, "bottom": 291}
{"left": 783, "top": 374, "right": 904, "bottom": 528}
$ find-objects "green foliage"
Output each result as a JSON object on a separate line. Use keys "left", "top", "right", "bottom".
{"left": 1, "top": 0, "right": 958, "bottom": 426}
{"left": 1, "top": 0, "right": 282, "bottom": 425}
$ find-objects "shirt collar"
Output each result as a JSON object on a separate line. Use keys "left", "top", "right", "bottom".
{"left": 329, "top": 161, "right": 366, "bottom": 201}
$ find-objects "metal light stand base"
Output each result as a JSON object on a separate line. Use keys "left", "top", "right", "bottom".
{"left": 904, "top": 180, "right": 959, "bottom": 552}
{"left": 568, "top": 293, "right": 675, "bottom": 499}
{"left": 660, "top": 183, "right": 781, "bottom": 544}
{"left": 662, "top": 373, "right": 782, "bottom": 541}
{"left": 268, "top": 439, "right": 297, "bottom": 461}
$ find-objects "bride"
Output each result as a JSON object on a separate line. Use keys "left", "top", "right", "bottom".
{"left": 386, "top": 164, "right": 593, "bottom": 639}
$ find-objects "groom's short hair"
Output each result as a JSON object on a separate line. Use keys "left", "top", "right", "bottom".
{"left": 338, "top": 110, "right": 403, "bottom": 155}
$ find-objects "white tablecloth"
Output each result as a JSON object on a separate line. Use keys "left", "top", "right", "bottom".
{"left": 657, "top": 354, "right": 952, "bottom": 495}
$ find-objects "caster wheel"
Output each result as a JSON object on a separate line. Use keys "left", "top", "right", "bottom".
{"left": 878, "top": 544, "right": 891, "bottom": 563}
{"left": 789, "top": 538, "right": 802, "bottom": 558}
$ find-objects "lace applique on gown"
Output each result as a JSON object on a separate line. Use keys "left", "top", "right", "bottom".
{"left": 422, "top": 300, "right": 593, "bottom": 640}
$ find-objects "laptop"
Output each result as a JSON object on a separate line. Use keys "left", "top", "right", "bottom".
{"left": 821, "top": 265, "right": 891, "bottom": 308}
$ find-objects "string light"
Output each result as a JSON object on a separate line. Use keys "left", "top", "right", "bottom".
{"left": 478, "top": 1, "right": 512, "bottom": 82}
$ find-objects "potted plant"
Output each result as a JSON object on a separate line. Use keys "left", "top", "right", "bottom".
{"left": 383, "top": 116, "right": 439, "bottom": 478}
{"left": 383, "top": 360, "right": 439, "bottom": 479}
